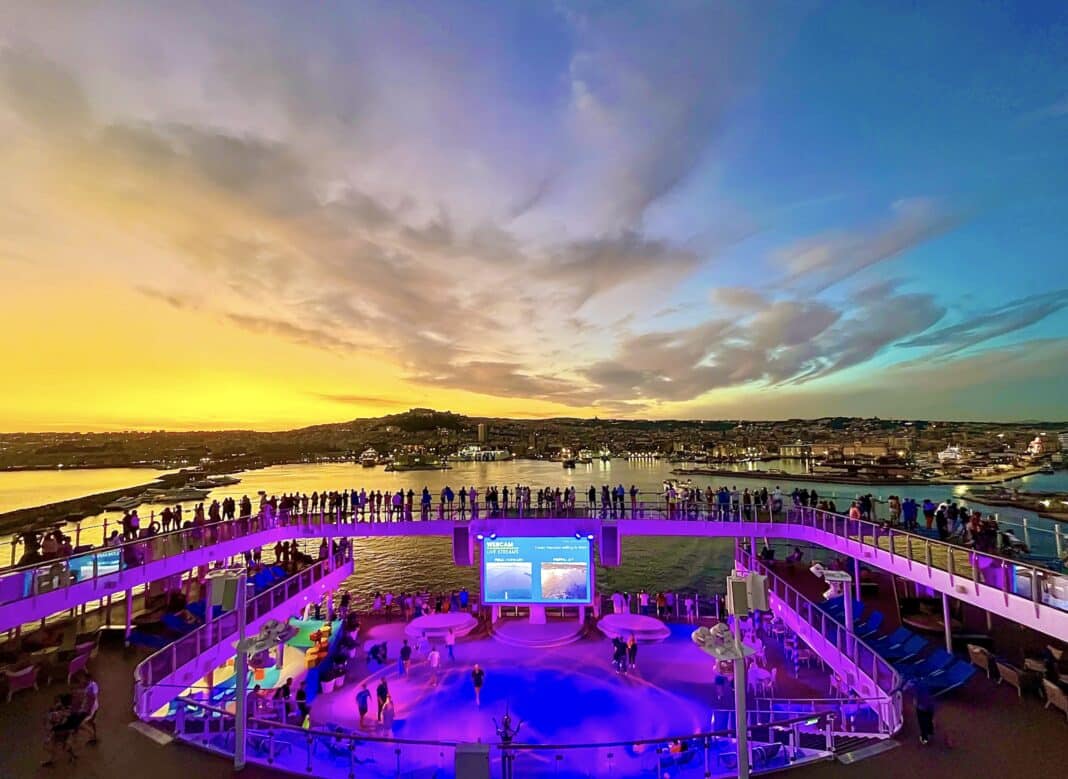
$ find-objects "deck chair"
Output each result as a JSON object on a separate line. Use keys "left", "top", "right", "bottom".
{"left": 882, "top": 635, "right": 929, "bottom": 662}
{"left": 926, "top": 662, "right": 976, "bottom": 697}
{"left": 869, "top": 627, "right": 911, "bottom": 651}
{"left": 898, "top": 649, "right": 955, "bottom": 679}
{"left": 967, "top": 644, "right": 994, "bottom": 678}
{"left": 1042, "top": 680, "right": 1068, "bottom": 722}
{"left": 995, "top": 662, "right": 1023, "bottom": 698}
{"left": 855, "top": 612, "right": 884, "bottom": 637}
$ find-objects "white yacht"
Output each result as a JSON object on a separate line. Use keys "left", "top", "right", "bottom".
{"left": 448, "top": 445, "right": 514, "bottom": 462}
{"left": 359, "top": 448, "right": 379, "bottom": 467}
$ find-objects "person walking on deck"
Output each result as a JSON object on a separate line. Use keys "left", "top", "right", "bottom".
{"left": 471, "top": 664, "right": 485, "bottom": 706}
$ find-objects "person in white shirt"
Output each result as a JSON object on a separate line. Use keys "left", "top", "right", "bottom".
{"left": 427, "top": 646, "right": 441, "bottom": 686}
{"left": 445, "top": 629, "right": 456, "bottom": 661}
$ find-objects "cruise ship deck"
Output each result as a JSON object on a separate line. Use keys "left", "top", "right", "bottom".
{"left": 1, "top": 503, "right": 1066, "bottom": 777}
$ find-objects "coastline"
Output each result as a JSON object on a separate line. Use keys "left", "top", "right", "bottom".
{"left": 671, "top": 464, "right": 1051, "bottom": 488}
{"left": 670, "top": 467, "right": 929, "bottom": 486}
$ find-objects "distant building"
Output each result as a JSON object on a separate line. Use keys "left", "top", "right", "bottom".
{"left": 779, "top": 442, "right": 812, "bottom": 459}
{"left": 843, "top": 443, "right": 888, "bottom": 458}
{"left": 1059, "top": 431, "right": 1068, "bottom": 451}
{"left": 1027, "top": 436, "right": 1044, "bottom": 456}
{"left": 477, "top": 423, "right": 487, "bottom": 443}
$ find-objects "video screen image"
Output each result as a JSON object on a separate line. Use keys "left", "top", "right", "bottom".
{"left": 481, "top": 536, "right": 593, "bottom": 605}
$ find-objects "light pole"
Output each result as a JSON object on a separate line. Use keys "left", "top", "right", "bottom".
{"left": 692, "top": 570, "right": 766, "bottom": 779}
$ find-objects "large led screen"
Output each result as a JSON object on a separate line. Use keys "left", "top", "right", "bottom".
{"left": 481, "top": 536, "right": 593, "bottom": 605}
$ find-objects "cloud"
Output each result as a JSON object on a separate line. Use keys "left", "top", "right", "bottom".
{"left": 226, "top": 313, "right": 358, "bottom": 353}
{"left": 898, "top": 289, "right": 1068, "bottom": 356}
{"left": 0, "top": 46, "right": 90, "bottom": 129}
{"left": 315, "top": 393, "right": 408, "bottom": 409}
{"left": 538, "top": 231, "right": 700, "bottom": 307}
{"left": 779, "top": 198, "right": 961, "bottom": 291}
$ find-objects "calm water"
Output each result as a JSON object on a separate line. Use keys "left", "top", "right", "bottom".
{"left": 0, "top": 467, "right": 173, "bottom": 514}
{"left": 4, "top": 459, "right": 1065, "bottom": 598}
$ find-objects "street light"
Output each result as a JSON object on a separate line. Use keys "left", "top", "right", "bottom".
{"left": 233, "top": 613, "right": 300, "bottom": 770}
{"left": 692, "top": 570, "right": 766, "bottom": 779}
{"left": 809, "top": 564, "right": 854, "bottom": 634}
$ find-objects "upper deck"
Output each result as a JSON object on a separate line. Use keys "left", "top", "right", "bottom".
{"left": 3, "top": 504, "right": 1067, "bottom": 642}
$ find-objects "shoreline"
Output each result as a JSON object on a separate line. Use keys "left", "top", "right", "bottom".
{"left": 670, "top": 464, "right": 1052, "bottom": 488}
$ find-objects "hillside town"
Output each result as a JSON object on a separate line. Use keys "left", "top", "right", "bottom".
{"left": 2, "top": 410, "right": 1064, "bottom": 484}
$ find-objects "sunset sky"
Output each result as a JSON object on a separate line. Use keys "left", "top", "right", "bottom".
{"left": 1, "top": 2, "right": 1067, "bottom": 431}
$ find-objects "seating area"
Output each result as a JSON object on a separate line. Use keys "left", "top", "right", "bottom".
{"left": 817, "top": 596, "right": 977, "bottom": 697}
{"left": 0, "top": 627, "right": 98, "bottom": 702}
{"left": 965, "top": 642, "right": 1068, "bottom": 725}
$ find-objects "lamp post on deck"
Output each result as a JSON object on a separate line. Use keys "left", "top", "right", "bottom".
{"left": 692, "top": 570, "right": 767, "bottom": 779}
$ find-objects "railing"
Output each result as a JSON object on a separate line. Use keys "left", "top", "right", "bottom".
{"left": 3, "top": 502, "right": 1066, "bottom": 622}
{"left": 793, "top": 507, "right": 1068, "bottom": 614}
{"left": 736, "top": 545, "right": 903, "bottom": 736}
{"left": 134, "top": 553, "right": 346, "bottom": 696}
{"left": 170, "top": 697, "right": 838, "bottom": 778}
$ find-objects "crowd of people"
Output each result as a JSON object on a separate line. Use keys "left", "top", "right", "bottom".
{"left": 10, "top": 478, "right": 1049, "bottom": 573}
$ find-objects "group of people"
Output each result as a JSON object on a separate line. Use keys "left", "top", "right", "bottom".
{"left": 610, "top": 634, "right": 639, "bottom": 673}
{"left": 41, "top": 671, "right": 99, "bottom": 766}
{"left": 878, "top": 497, "right": 1027, "bottom": 555}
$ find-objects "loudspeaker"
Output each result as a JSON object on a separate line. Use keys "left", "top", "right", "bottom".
{"left": 600, "top": 525, "right": 621, "bottom": 567}
{"left": 452, "top": 526, "right": 474, "bottom": 566}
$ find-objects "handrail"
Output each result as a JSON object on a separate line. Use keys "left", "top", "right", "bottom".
{"left": 2, "top": 503, "right": 1065, "bottom": 621}
{"left": 172, "top": 695, "right": 835, "bottom": 751}
{"left": 134, "top": 552, "right": 345, "bottom": 691}
{"left": 736, "top": 544, "right": 903, "bottom": 735}
{"left": 4, "top": 499, "right": 1061, "bottom": 575}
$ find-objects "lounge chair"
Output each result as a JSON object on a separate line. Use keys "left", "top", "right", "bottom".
{"left": 967, "top": 644, "right": 994, "bottom": 678}
{"left": 882, "top": 635, "right": 929, "bottom": 662}
{"left": 1042, "top": 680, "right": 1068, "bottom": 722}
{"left": 752, "top": 742, "right": 783, "bottom": 768}
{"left": 65, "top": 651, "right": 91, "bottom": 684}
{"left": 869, "top": 627, "right": 912, "bottom": 651}
{"left": 897, "top": 649, "right": 955, "bottom": 679}
{"left": 925, "top": 662, "right": 976, "bottom": 697}
{"left": 996, "top": 662, "right": 1024, "bottom": 698}
{"left": 855, "top": 612, "right": 885, "bottom": 637}
{"left": 3, "top": 665, "right": 38, "bottom": 702}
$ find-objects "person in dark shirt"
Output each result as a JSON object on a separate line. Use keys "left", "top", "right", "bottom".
{"left": 376, "top": 679, "right": 389, "bottom": 722}
{"left": 399, "top": 640, "right": 412, "bottom": 675}
{"left": 355, "top": 684, "right": 371, "bottom": 728}
{"left": 471, "top": 665, "right": 485, "bottom": 706}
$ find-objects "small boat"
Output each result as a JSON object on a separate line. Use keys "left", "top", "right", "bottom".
{"left": 359, "top": 448, "right": 379, "bottom": 467}
{"left": 562, "top": 459, "right": 576, "bottom": 469}
{"left": 144, "top": 487, "right": 211, "bottom": 502}
{"left": 577, "top": 449, "right": 595, "bottom": 464}
{"left": 1040, "top": 465, "right": 1055, "bottom": 475}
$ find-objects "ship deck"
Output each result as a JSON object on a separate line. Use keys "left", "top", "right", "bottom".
{"left": 3, "top": 609, "right": 1066, "bottom": 778}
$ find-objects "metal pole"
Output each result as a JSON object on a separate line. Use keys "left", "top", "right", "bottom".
{"left": 234, "top": 572, "right": 249, "bottom": 771}
{"left": 1056, "top": 525, "right": 1064, "bottom": 560}
{"left": 733, "top": 614, "right": 750, "bottom": 779}
{"left": 853, "top": 557, "right": 862, "bottom": 602}
{"left": 941, "top": 591, "right": 952, "bottom": 652}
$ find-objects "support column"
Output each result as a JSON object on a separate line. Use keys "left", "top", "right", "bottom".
{"left": 853, "top": 557, "right": 862, "bottom": 602}
{"left": 733, "top": 617, "right": 750, "bottom": 779}
{"left": 124, "top": 588, "right": 133, "bottom": 646}
{"left": 942, "top": 592, "right": 953, "bottom": 652}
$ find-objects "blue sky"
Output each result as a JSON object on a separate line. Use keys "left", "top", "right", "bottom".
{"left": 0, "top": 1, "right": 1065, "bottom": 429}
